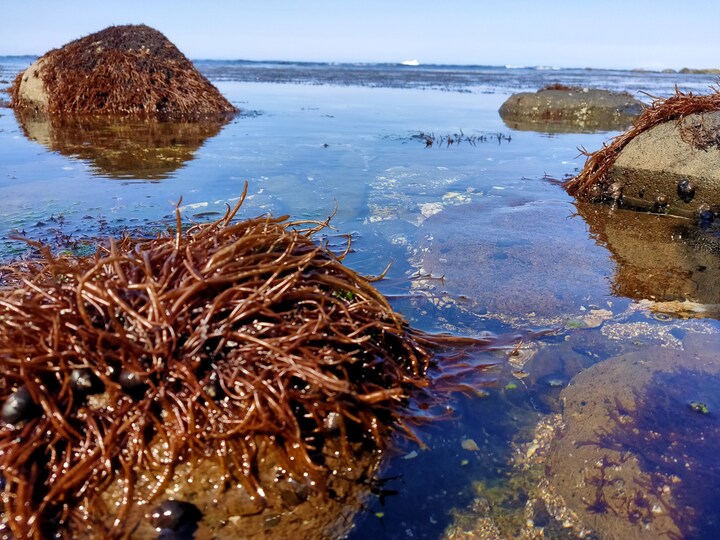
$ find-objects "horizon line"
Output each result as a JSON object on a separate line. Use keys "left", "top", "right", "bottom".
{"left": 0, "top": 54, "right": 715, "bottom": 74}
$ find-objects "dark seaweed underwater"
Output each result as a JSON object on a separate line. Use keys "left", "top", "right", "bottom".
{"left": 1, "top": 57, "right": 720, "bottom": 539}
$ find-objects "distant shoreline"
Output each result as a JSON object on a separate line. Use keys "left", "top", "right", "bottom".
{"left": 0, "top": 55, "right": 718, "bottom": 75}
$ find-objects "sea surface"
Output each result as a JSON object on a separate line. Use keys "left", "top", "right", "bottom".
{"left": 1, "top": 57, "right": 720, "bottom": 539}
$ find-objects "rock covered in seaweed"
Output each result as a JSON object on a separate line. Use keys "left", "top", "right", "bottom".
{"left": 10, "top": 24, "right": 237, "bottom": 119}
{"left": 597, "top": 111, "right": 720, "bottom": 215}
{"left": 499, "top": 85, "right": 643, "bottom": 133}
{"left": 0, "top": 186, "right": 493, "bottom": 538}
{"left": 566, "top": 88, "right": 720, "bottom": 218}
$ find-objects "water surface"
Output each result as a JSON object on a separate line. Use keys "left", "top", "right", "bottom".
{"left": 1, "top": 57, "right": 719, "bottom": 539}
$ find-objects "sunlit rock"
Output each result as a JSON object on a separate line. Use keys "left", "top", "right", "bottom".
{"left": 10, "top": 24, "right": 236, "bottom": 120}
{"left": 499, "top": 86, "right": 643, "bottom": 133}
{"left": 566, "top": 90, "right": 720, "bottom": 217}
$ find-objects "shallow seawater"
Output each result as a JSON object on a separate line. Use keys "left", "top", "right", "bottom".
{"left": 2, "top": 58, "right": 720, "bottom": 539}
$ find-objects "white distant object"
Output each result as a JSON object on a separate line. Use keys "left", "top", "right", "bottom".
{"left": 401, "top": 59, "right": 420, "bottom": 66}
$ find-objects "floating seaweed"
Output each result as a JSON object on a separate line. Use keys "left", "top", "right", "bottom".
{"left": 411, "top": 130, "right": 511, "bottom": 148}
{"left": 0, "top": 184, "right": 498, "bottom": 538}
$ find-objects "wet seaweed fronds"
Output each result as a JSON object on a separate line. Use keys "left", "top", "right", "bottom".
{"left": 10, "top": 25, "right": 236, "bottom": 120}
{"left": 540, "top": 83, "right": 576, "bottom": 92}
{"left": 0, "top": 185, "right": 496, "bottom": 538}
{"left": 412, "top": 130, "right": 511, "bottom": 147}
{"left": 565, "top": 87, "right": 720, "bottom": 198}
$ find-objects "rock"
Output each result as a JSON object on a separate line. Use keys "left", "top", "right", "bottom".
{"left": 13, "top": 58, "right": 49, "bottom": 111}
{"left": 73, "top": 436, "right": 379, "bottom": 539}
{"left": 10, "top": 25, "right": 236, "bottom": 120}
{"left": 679, "top": 67, "right": 720, "bottom": 74}
{"left": 604, "top": 111, "right": 720, "bottom": 216}
{"left": 499, "top": 86, "right": 643, "bottom": 133}
{"left": 546, "top": 332, "right": 720, "bottom": 540}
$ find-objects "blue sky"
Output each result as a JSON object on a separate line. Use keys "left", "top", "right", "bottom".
{"left": 2, "top": 1, "right": 719, "bottom": 70}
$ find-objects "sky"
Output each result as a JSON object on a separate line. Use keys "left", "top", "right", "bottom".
{"left": 1, "top": 0, "right": 719, "bottom": 70}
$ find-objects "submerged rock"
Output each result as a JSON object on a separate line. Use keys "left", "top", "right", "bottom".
{"left": 546, "top": 332, "right": 720, "bottom": 539}
{"left": 412, "top": 198, "right": 613, "bottom": 328}
{"left": 499, "top": 86, "right": 643, "bottom": 133}
{"left": 10, "top": 24, "right": 236, "bottom": 120}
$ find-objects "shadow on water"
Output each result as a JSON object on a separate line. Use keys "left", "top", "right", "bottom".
{"left": 13, "top": 109, "right": 230, "bottom": 181}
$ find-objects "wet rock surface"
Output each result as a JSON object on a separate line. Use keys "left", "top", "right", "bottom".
{"left": 605, "top": 111, "right": 720, "bottom": 216}
{"left": 499, "top": 87, "right": 643, "bottom": 133}
{"left": 74, "top": 437, "right": 379, "bottom": 539}
{"left": 546, "top": 332, "right": 720, "bottom": 540}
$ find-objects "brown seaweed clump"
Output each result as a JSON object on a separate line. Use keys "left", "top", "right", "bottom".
{"left": 565, "top": 87, "right": 720, "bottom": 198}
{"left": 0, "top": 186, "right": 494, "bottom": 538}
{"left": 10, "top": 24, "right": 236, "bottom": 119}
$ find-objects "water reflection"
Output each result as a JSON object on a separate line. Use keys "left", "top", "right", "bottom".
{"left": 576, "top": 201, "right": 720, "bottom": 306}
{"left": 500, "top": 115, "right": 634, "bottom": 134}
{"left": 14, "top": 110, "right": 230, "bottom": 180}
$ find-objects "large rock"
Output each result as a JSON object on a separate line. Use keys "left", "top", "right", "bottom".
{"left": 11, "top": 25, "right": 236, "bottom": 120}
{"left": 546, "top": 332, "right": 720, "bottom": 540}
{"left": 605, "top": 111, "right": 720, "bottom": 216}
{"left": 499, "top": 86, "right": 643, "bottom": 133}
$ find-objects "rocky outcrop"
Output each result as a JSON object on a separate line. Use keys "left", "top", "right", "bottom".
{"left": 11, "top": 25, "right": 236, "bottom": 120}
{"left": 566, "top": 89, "right": 720, "bottom": 218}
{"left": 499, "top": 86, "right": 643, "bottom": 133}
{"left": 602, "top": 111, "right": 720, "bottom": 216}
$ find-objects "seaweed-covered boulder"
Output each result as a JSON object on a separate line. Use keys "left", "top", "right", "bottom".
{"left": 599, "top": 111, "right": 720, "bottom": 215}
{"left": 566, "top": 90, "right": 720, "bottom": 217}
{"left": 0, "top": 196, "right": 492, "bottom": 538}
{"left": 499, "top": 85, "right": 643, "bottom": 133}
{"left": 10, "top": 24, "right": 236, "bottom": 120}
